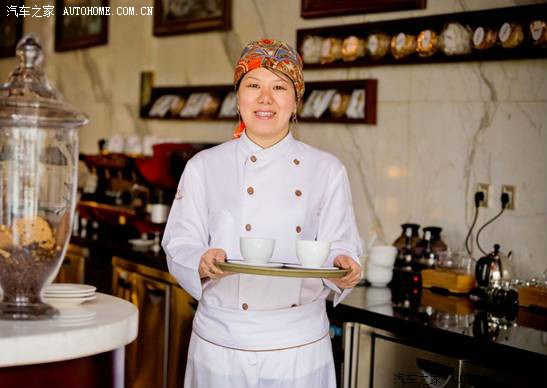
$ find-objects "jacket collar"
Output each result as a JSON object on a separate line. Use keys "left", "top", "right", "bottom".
{"left": 238, "top": 131, "right": 295, "bottom": 163}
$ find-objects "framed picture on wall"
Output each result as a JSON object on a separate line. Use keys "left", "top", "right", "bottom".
{"left": 0, "top": 0, "right": 24, "bottom": 58}
{"left": 55, "top": 0, "right": 109, "bottom": 52}
{"left": 153, "top": 0, "right": 231, "bottom": 36}
{"left": 301, "top": 0, "right": 426, "bottom": 18}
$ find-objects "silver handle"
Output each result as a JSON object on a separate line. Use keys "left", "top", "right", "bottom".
{"left": 343, "top": 322, "right": 354, "bottom": 388}
{"left": 350, "top": 323, "right": 359, "bottom": 388}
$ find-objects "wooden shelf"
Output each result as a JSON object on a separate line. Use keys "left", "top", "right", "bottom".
{"left": 139, "top": 73, "right": 378, "bottom": 125}
{"left": 296, "top": 4, "right": 547, "bottom": 69}
{"left": 140, "top": 81, "right": 235, "bottom": 120}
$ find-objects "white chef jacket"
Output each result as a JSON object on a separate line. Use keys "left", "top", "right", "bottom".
{"left": 162, "top": 131, "right": 362, "bottom": 351}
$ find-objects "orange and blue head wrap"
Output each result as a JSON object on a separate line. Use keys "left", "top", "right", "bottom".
{"left": 233, "top": 38, "right": 304, "bottom": 138}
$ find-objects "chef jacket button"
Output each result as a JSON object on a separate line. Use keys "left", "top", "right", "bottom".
{"left": 293, "top": 158, "right": 300, "bottom": 165}
{"left": 296, "top": 226, "right": 302, "bottom": 233}
{"left": 250, "top": 155, "right": 257, "bottom": 162}
{"left": 247, "top": 186, "right": 254, "bottom": 195}
{"left": 245, "top": 224, "right": 252, "bottom": 231}
{"left": 295, "top": 190, "right": 302, "bottom": 197}
{"left": 242, "top": 303, "right": 249, "bottom": 310}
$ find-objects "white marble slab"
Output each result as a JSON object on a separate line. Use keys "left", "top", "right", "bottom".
{"left": 0, "top": 293, "right": 138, "bottom": 367}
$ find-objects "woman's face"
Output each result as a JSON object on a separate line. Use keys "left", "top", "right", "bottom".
{"left": 237, "top": 67, "right": 296, "bottom": 147}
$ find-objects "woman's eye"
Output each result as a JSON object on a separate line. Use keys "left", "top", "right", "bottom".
{"left": 274, "top": 85, "right": 287, "bottom": 90}
{"left": 246, "top": 83, "right": 259, "bottom": 88}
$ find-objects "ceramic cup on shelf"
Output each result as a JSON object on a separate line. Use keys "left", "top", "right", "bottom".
{"left": 369, "top": 245, "right": 397, "bottom": 268}
{"left": 296, "top": 240, "right": 331, "bottom": 268}
{"left": 366, "top": 262, "right": 393, "bottom": 287}
{"left": 150, "top": 204, "right": 169, "bottom": 224}
{"left": 240, "top": 237, "right": 275, "bottom": 265}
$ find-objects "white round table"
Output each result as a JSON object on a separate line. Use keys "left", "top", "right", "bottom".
{"left": 0, "top": 293, "right": 138, "bottom": 388}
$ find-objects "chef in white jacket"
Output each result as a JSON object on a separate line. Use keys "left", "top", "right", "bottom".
{"left": 162, "top": 38, "right": 363, "bottom": 388}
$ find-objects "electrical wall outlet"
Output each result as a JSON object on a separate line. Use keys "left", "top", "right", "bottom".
{"left": 501, "top": 185, "right": 516, "bottom": 210}
{"left": 476, "top": 183, "right": 490, "bottom": 207}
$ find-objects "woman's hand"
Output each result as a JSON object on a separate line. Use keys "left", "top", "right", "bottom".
{"left": 329, "top": 255, "right": 362, "bottom": 289}
{"left": 198, "top": 248, "right": 232, "bottom": 280}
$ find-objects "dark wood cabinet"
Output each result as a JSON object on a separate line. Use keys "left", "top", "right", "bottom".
{"left": 112, "top": 257, "right": 195, "bottom": 388}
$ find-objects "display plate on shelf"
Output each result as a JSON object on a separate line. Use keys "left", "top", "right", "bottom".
{"left": 296, "top": 4, "right": 547, "bottom": 69}
{"left": 217, "top": 261, "right": 349, "bottom": 278}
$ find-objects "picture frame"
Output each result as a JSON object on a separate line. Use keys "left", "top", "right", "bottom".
{"left": 301, "top": 0, "right": 426, "bottom": 19}
{"left": 153, "top": 0, "right": 231, "bottom": 36}
{"left": 55, "top": 0, "right": 108, "bottom": 52}
{"left": 0, "top": 0, "right": 24, "bottom": 58}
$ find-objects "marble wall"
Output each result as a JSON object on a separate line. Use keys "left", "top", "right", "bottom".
{"left": 1, "top": 0, "right": 546, "bottom": 279}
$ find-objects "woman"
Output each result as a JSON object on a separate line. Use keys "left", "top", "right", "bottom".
{"left": 162, "top": 38, "right": 363, "bottom": 388}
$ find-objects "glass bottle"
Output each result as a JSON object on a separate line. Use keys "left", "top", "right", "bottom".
{"left": 395, "top": 226, "right": 414, "bottom": 270}
{"left": 414, "top": 226, "right": 447, "bottom": 258}
{"left": 416, "top": 230, "right": 436, "bottom": 270}
{"left": 393, "top": 223, "right": 420, "bottom": 251}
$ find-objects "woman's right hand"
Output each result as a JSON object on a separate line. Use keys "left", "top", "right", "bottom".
{"left": 198, "top": 248, "right": 232, "bottom": 280}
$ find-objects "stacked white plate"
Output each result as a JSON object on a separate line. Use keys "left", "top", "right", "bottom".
{"left": 57, "top": 307, "right": 97, "bottom": 327}
{"left": 44, "top": 283, "right": 97, "bottom": 308}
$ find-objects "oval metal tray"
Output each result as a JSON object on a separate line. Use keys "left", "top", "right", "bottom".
{"left": 216, "top": 262, "right": 349, "bottom": 278}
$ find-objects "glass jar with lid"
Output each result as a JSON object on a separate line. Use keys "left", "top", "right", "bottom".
{"left": 0, "top": 34, "right": 88, "bottom": 320}
{"left": 414, "top": 226, "right": 447, "bottom": 269}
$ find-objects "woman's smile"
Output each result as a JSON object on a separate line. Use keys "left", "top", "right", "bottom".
{"left": 254, "top": 110, "right": 276, "bottom": 119}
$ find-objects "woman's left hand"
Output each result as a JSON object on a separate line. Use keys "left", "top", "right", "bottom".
{"left": 329, "top": 255, "right": 362, "bottom": 289}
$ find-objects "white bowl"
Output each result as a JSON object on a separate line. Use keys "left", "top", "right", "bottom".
{"left": 368, "top": 245, "right": 397, "bottom": 268}
{"left": 366, "top": 263, "right": 393, "bottom": 287}
{"left": 240, "top": 237, "right": 275, "bottom": 264}
{"left": 296, "top": 240, "right": 331, "bottom": 268}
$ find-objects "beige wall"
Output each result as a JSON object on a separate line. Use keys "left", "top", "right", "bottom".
{"left": 1, "top": 0, "right": 546, "bottom": 279}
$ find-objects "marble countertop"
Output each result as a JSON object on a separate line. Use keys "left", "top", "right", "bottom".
{"left": 0, "top": 293, "right": 138, "bottom": 368}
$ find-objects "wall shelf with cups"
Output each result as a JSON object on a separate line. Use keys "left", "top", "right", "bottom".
{"left": 139, "top": 72, "right": 378, "bottom": 125}
{"left": 296, "top": 4, "right": 547, "bottom": 69}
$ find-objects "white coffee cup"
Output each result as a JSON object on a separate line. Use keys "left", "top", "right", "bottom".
{"left": 296, "top": 240, "right": 331, "bottom": 268}
{"left": 150, "top": 204, "right": 169, "bottom": 224}
{"left": 366, "top": 262, "right": 393, "bottom": 287}
{"left": 240, "top": 237, "right": 275, "bottom": 264}
{"left": 368, "top": 245, "right": 397, "bottom": 268}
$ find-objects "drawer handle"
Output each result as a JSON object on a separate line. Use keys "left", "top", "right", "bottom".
{"left": 147, "top": 287, "right": 166, "bottom": 298}
{"left": 117, "top": 278, "right": 130, "bottom": 289}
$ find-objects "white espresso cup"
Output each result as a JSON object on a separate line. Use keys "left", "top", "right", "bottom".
{"left": 150, "top": 204, "right": 169, "bottom": 224}
{"left": 240, "top": 237, "right": 275, "bottom": 264}
{"left": 296, "top": 239, "right": 331, "bottom": 268}
{"left": 368, "top": 245, "right": 397, "bottom": 268}
{"left": 365, "top": 262, "right": 393, "bottom": 287}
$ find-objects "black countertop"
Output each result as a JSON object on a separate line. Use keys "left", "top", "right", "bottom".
{"left": 328, "top": 285, "right": 547, "bottom": 379}
{"left": 71, "top": 236, "right": 169, "bottom": 272}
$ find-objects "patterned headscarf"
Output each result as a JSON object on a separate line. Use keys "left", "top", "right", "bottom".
{"left": 233, "top": 38, "right": 304, "bottom": 138}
